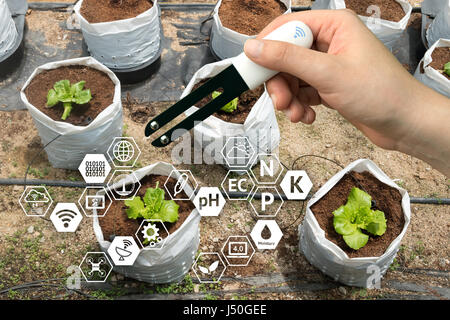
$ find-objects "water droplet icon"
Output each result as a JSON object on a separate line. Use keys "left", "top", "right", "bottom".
{"left": 261, "top": 225, "right": 272, "bottom": 240}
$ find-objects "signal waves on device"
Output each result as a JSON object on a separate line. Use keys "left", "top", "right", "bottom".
{"left": 294, "top": 27, "right": 306, "bottom": 39}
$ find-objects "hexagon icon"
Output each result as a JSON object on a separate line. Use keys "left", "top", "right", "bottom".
{"left": 50, "top": 203, "right": 83, "bottom": 233}
{"left": 78, "top": 187, "right": 112, "bottom": 217}
{"left": 107, "top": 236, "right": 140, "bottom": 266}
{"left": 164, "top": 169, "right": 198, "bottom": 201}
{"left": 107, "top": 170, "right": 141, "bottom": 201}
{"left": 221, "top": 236, "right": 255, "bottom": 266}
{"left": 280, "top": 170, "right": 313, "bottom": 200}
{"left": 107, "top": 137, "right": 141, "bottom": 168}
{"left": 193, "top": 187, "right": 226, "bottom": 217}
{"left": 19, "top": 186, "right": 53, "bottom": 217}
{"left": 221, "top": 136, "right": 256, "bottom": 170}
{"left": 193, "top": 252, "right": 227, "bottom": 283}
{"left": 79, "top": 252, "right": 113, "bottom": 283}
{"left": 78, "top": 154, "right": 111, "bottom": 184}
{"left": 249, "top": 186, "right": 284, "bottom": 217}
{"left": 136, "top": 219, "right": 169, "bottom": 250}
{"left": 250, "top": 220, "right": 283, "bottom": 250}
{"left": 221, "top": 170, "right": 255, "bottom": 201}
{"left": 250, "top": 153, "right": 284, "bottom": 185}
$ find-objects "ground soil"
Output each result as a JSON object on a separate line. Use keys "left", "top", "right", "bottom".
{"left": 429, "top": 47, "right": 450, "bottom": 80}
{"left": 99, "top": 175, "right": 195, "bottom": 244}
{"left": 24, "top": 66, "right": 115, "bottom": 126}
{"left": 218, "top": 0, "right": 287, "bottom": 35}
{"left": 80, "top": 0, "right": 153, "bottom": 23}
{"left": 345, "top": 0, "right": 405, "bottom": 22}
{"left": 311, "top": 171, "right": 405, "bottom": 258}
{"left": 192, "top": 79, "right": 264, "bottom": 124}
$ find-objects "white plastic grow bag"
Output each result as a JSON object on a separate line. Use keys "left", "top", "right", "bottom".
{"left": 425, "top": 1, "right": 450, "bottom": 47}
{"left": 299, "top": 159, "right": 411, "bottom": 287}
{"left": 311, "top": 0, "right": 412, "bottom": 50}
{"left": 210, "top": 0, "right": 291, "bottom": 59}
{"left": 93, "top": 162, "right": 201, "bottom": 284}
{"left": 414, "top": 39, "right": 450, "bottom": 98}
{"left": 0, "top": 0, "right": 18, "bottom": 60}
{"left": 74, "top": 0, "right": 161, "bottom": 70}
{"left": 421, "top": 0, "right": 449, "bottom": 17}
{"left": 182, "top": 59, "right": 280, "bottom": 170}
{"left": 20, "top": 57, "right": 123, "bottom": 170}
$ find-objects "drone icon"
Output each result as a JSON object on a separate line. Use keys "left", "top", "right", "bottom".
{"left": 86, "top": 256, "right": 107, "bottom": 278}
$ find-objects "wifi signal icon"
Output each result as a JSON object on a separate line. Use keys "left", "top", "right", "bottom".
{"left": 123, "top": 239, "right": 133, "bottom": 249}
{"left": 294, "top": 26, "right": 306, "bottom": 39}
{"left": 50, "top": 203, "right": 83, "bottom": 232}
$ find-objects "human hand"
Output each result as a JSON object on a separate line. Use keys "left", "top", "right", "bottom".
{"left": 243, "top": 10, "right": 423, "bottom": 151}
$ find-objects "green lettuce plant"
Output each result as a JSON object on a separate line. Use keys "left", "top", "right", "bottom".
{"left": 212, "top": 91, "right": 238, "bottom": 113}
{"left": 333, "top": 187, "right": 387, "bottom": 250}
{"left": 124, "top": 182, "right": 179, "bottom": 223}
{"left": 444, "top": 62, "right": 450, "bottom": 76}
{"left": 46, "top": 80, "right": 92, "bottom": 120}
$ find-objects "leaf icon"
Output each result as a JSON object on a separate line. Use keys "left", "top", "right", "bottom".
{"left": 209, "top": 261, "right": 219, "bottom": 272}
{"left": 198, "top": 266, "right": 209, "bottom": 274}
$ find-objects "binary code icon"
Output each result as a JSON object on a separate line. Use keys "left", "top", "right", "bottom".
{"left": 85, "top": 161, "right": 106, "bottom": 177}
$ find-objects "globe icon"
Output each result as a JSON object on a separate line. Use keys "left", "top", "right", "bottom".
{"left": 113, "top": 140, "right": 134, "bottom": 162}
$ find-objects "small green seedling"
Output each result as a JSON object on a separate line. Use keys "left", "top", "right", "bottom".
{"left": 212, "top": 91, "right": 238, "bottom": 113}
{"left": 333, "top": 187, "right": 387, "bottom": 250}
{"left": 444, "top": 62, "right": 450, "bottom": 76}
{"left": 46, "top": 80, "right": 92, "bottom": 120}
{"left": 124, "top": 182, "right": 179, "bottom": 223}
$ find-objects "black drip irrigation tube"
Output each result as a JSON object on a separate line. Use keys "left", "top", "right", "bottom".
{"left": 1, "top": 178, "right": 449, "bottom": 205}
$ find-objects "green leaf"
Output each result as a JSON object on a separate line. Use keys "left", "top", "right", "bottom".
{"left": 444, "top": 62, "right": 450, "bottom": 76}
{"left": 155, "top": 200, "right": 179, "bottom": 223}
{"left": 53, "top": 80, "right": 72, "bottom": 103}
{"left": 124, "top": 196, "right": 145, "bottom": 219}
{"left": 333, "top": 206, "right": 356, "bottom": 235}
{"left": 70, "top": 81, "right": 85, "bottom": 96}
{"left": 365, "top": 210, "right": 387, "bottom": 236}
{"left": 46, "top": 89, "right": 59, "bottom": 107}
{"left": 74, "top": 89, "right": 92, "bottom": 105}
{"left": 46, "top": 80, "right": 93, "bottom": 121}
{"left": 212, "top": 91, "right": 238, "bottom": 113}
{"left": 343, "top": 230, "right": 369, "bottom": 250}
{"left": 346, "top": 187, "right": 372, "bottom": 213}
{"left": 143, "top": 182, "right": 165, "bottom": 215}
{"left": 332, "top": 187, "right": 387, "bottom": 250}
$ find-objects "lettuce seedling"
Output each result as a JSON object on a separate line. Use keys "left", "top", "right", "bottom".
{"left": 124, "top": 182, "right": 179, "bottom": 223}
{"left": 333, "top": 187, "right": 387, "bottom": 250}
{"left": 212, "top": 91, "right": 238, "bottom": 113}
{"left": 46, "top": 80, "right": 92, "bottom": 120}
{"left": 444, "top": 62, "right": 450, "bottom": 76}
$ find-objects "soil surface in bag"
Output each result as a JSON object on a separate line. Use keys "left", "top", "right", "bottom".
{"left": 218, "top": 0, "right": 286, "bottom": 35}
{"left": 24, "top": 66, "right": 115, "bottom": 126}
{"left": 310, "top": 171, "right": 404, "bottom": 258}
{"left": 429, "top": 47, "right": 450, "bottom": 80}
{"left": 193, "top": 79, "right": 265, "bottom": 124}
{"left": 80, "top": 0, "right": 153, "bottom": 23}
{"left": 99, "top": 175, "right": 195, "bottom": 243}
{"left": 345, "top": 0, "right": 405, "bottom": 22}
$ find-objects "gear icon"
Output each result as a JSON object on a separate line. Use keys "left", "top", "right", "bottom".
{"left": 142, "top": 223, "right": 159, "bottom": 243}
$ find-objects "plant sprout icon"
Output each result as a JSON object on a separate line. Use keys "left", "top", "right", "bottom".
{"left": 198, "top": 261, "right": 219, "bottom": 275}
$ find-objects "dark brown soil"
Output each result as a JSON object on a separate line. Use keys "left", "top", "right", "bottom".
{"left": 80, "top": 0, "right": 153, "bottom": 23}
{"left": 310, "top": 171, "right": 405, "bottom": 258}
{"left": 24, "top": 66, "right": 115, "bottom": 126}
{"left": 192, "top": 79, "right": 264, "bottom": 124}
{"left": 218, "top": 0, "right": 287, "bottom": 35}
{"left": 345, "top": 0, "right": 405, "bottom": 22}
{"left": 429, "top": 47, "right": 450, "bottom": 80}
{"left": 99, "top": 175, "right": 195, "bottom": 244}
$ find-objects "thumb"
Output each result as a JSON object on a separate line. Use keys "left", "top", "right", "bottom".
{"left": 244, "top": 39, "right": 339, "bottom": 89}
